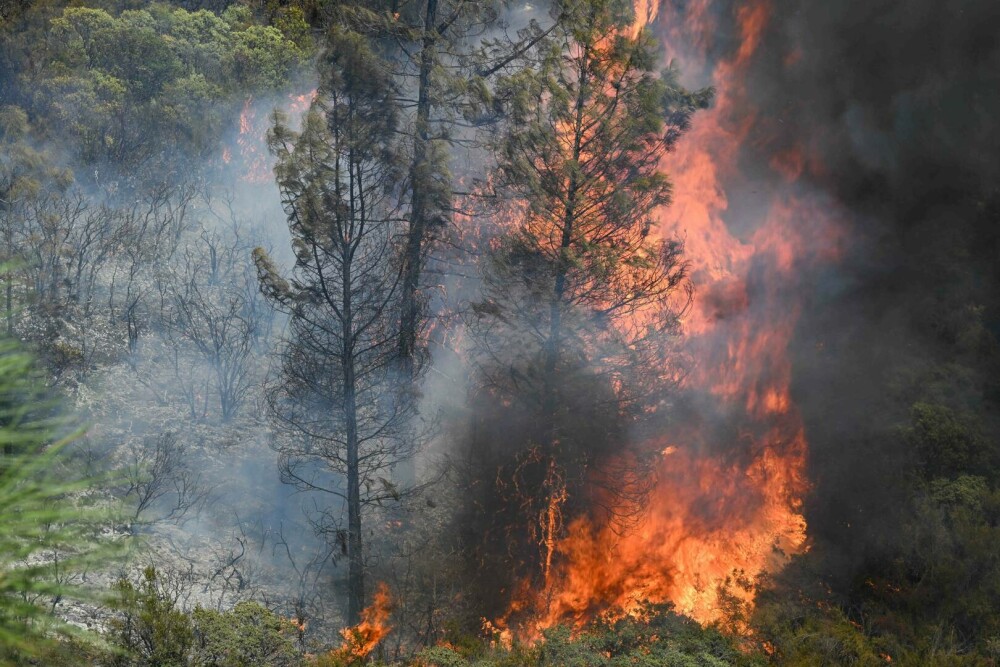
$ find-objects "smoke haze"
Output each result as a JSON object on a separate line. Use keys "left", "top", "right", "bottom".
{"left": 656, "top": 0, "right": 1000, "bottom": 580}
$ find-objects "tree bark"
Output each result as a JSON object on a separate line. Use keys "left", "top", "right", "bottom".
{"left": 542, "top": 36, "right": 592, "bottom": 441}
{"left": 343, "top": 246, "right": 364, "bottom": 625}
{"left": 398, "top": 0, "right": 439, "bottom": 376}
{"left": 394, "top": 0, "right": 440, "bottom": 487}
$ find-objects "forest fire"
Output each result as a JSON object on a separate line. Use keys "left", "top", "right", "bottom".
{"left": 328, "top": 583, "right": 393, "bottom": 660}
{"left": 228, "top": 90, "right": 317, "bottom": 183}
{"left": 506, "top": 0, "right": 841, "bottom": 638}
{"left": 0, "top": 0, "right": 989, "bottom": 659}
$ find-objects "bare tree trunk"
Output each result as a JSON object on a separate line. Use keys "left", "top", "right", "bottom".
{"left": 398, "top": 0, "right": 438, "bottom": 375}
{"left": 5, "top": 278, "right": 11, "bottom": 336}
{"left": 394, "top": 0, "right": 440, "bottom": 488}
{"left": 542, "top": 38, "right": 591, "bottom": 443}
{"left": 343, "top": 243, "right": 364, "bottom": 626}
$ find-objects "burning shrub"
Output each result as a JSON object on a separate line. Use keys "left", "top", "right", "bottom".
{"left": 410, "top": 603, "right": 760, "bottom": 667}
{"left": 310, "top": 583, "right": 393, "bottom": 666}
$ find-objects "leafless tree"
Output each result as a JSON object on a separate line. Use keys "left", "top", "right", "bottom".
{"left": 122, "top": 432, "right": 209, "bottom": 527}
{"left": 107, "top": 182, "right": 195, "bottom": 365}
{"left": 204, "top": 516, "right": 266, "bottom": 610}
{"left": 170, "top": 233, "right": 260, "bottom": 422}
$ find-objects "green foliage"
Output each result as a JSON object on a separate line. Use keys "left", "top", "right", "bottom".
{"left": 753, "top": 410, "right": 1000, "bottom": 663}
{"left": 905, "top": 402, "right": 988, "bottom": 478}
{"left": 4, "top": 2, "right": 312, "bottom": 172}
{"left": 408, "top": 605, "right": 761, "bottom": 667}
{"left": 484, "top": 0, "right": 709, "bottom": 384}
{"left": 191, "top": 601, "right": 301, "bottom": 666}
{"left": 411, "top": 646, "right": 473, "bottom": 667}
{"left": 753, "top": 597, "right": 897, "bottom": 666}
{"left": 110, "top": 567, "right": 301, "bottom": 667}
{"left": 110, "top": 567, "right": 195, "bottom": 667}
{"left": 0, "top": 105, "right": 72, "bottom": 204}
{"left": 0, "top": 336, "right": 119, "bottom": 662}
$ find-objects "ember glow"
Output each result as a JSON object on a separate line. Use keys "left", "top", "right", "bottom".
{"left": 508, "top": 0, "right": 842, "bottom": 637}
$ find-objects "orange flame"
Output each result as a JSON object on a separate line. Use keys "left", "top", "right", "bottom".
{"left": 329, "top": 582, "right": 393, "bottom": 661}
{"left": 630, "top": 0, "right": 660, "bottom": 36}
{"left": 224, "top": 89, "right": 318, "bottom": 183}
{"left": 508, "top": 0, "right": 843, "bottom": 638}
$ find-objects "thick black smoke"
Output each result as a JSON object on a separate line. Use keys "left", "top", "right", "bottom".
{"left": 660, "top": 0, "right": 1000, "bottom": 585}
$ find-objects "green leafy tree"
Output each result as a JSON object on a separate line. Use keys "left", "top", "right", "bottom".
{"left": 332, "top": 0, "right": 505, "bottom": 423}
{"left": 380, "top": 0, "right": 493, "bottom": 378}
{"left": 10, "top": 3, "right": 311, "bottom": 175}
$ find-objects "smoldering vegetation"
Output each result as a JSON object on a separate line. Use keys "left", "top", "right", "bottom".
{"left": 0, "top": 0, "right": 341, "bottom": 632}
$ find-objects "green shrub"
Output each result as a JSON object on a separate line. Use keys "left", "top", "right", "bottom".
{"left": 109, "top": 567, "right": 195, "bottom": 667}
{"left": 410, "top": 605, "right": 760, "bottom": 667}
{"left": 109, "top": 567, "right": 302, "bottom": 667}
{"left": 192, "top": 601, "right": 300, "bottom": 666}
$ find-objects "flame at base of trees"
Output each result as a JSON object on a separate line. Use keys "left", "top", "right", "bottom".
{"left": 512, "top": 432, "right": 809, "bottom": 639}
{"left": 224, "top": 90, "right": 317, "bottom": 183}
{"left": 499, "top": 0, "right": 843, "bottom": 641}
{"left": 319, "top": 583, "right": 393, "bottom": 664}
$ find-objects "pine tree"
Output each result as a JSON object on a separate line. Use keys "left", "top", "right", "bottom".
{"left": 466, "top": 0, "right": 711, "bottom": 600}
{"left": 330, "top": 0, "right": 507, "bottom": 482}
{"left": 255, "top": 29, "right": 415, "bottom": 626}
